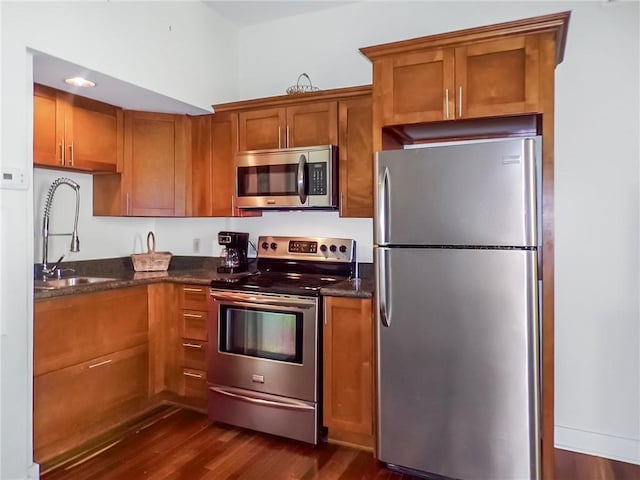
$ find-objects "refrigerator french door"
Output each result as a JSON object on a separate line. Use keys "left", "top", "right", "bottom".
{"left": 374, "top": 137, "right": 541, "bottom": 480}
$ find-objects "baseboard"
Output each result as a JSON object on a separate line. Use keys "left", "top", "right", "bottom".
{"left": 555, "top": 425, "right": 640, "bottom": 465}
{"left": 27, "top": 462, "right": 40, "bottom": 479}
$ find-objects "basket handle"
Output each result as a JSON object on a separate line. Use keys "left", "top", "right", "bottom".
{"left": 296, "top": 73, "right": 313, "bottom": 89}
{"left": 146, "top": 231, "right": 156, "bottom": 253}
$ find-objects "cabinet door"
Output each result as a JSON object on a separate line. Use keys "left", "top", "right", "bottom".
{"left": 33, "top": 343, "right": 149, "bottom": 463}
{"left": 286, "top": 101, "right": 338, "bottom": 148}
{"left": 338, "top": 96, "right": 373, "bottom": 218}
{"left": 190, "top": 114, "right": 213, "bottom": 216}
{"left": 323, "top": 297, "right": 374, "bottom": 449}
{"left": 33, "top": 84, "right": 64, "bottom": 167}
{"left": 378, "top": 48, "right": 455, "bottom": 125}
{"left": 66, "top": 94, "right": 122, "bottom": 172}
{"left": 211, "top": 112, "right": 237, "bottom": 216}
{"left": 455, "top": 35, "right": 540, "bottom": 118}
{"left": 124, "top": 111, "right": 187, "bottom": 216}
{"left": 35, "top": 286, "right": 148, "bottom": 376}
{"left": 238, "top": 107, "right": 285, "bottom": 151}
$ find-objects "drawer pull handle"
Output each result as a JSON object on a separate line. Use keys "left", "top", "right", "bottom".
{"left": 183, "top": 287, "right": 204, "bottom": 293}
{"left": 88, "top": 359, "right": 112, "bottom": 369}
{"left": 183, "top": 313, "right": 203, "bottom": 318}
{"left": 182, "top": 343, "right": 203, "bottom": 349}
{"left": 183, "top": 371, "right": 204, "bottom": 379}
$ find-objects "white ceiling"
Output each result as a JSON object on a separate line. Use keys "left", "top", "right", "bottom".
{"left": 203, "top": 1, "right": 352, "bottom": 26}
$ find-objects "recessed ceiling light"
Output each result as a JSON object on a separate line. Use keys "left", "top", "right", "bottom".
{"left": 64, "top": 77, "right": 96, "bottom": 88}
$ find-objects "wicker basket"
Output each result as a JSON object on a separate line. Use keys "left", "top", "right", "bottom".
{"left": 131, "top": 231, "right": 172, "bottom": 272}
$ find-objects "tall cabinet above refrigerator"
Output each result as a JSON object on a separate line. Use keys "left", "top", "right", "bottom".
{"left": 374, "top": 137, "right": 541, "bottom": 480}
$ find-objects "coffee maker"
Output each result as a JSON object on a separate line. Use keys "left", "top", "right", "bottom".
{"left": 217, "top": 231, "right": 249, "bottom": 274}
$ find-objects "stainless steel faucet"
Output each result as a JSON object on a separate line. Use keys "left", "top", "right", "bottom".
{"left": 41, "top": 177, "right": 80, "bottom": 278}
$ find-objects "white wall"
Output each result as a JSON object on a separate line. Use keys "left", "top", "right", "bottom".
{"left": 235, "top": 0, "right": 640, "bottom": 465}
{"left": 1, "top": 2, "right": 238, "bottom": 478}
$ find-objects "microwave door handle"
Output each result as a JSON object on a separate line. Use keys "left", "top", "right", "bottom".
{"left": 297, "top": 154, "right": 307, "bottom": 204}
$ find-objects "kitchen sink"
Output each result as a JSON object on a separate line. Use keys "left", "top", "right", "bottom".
{"left": 35, "top": 276, "right": 118, "bottom": 290}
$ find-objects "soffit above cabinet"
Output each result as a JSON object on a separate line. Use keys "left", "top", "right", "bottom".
{"left": 32, "top": 51, "right": 210, "bottom": 115}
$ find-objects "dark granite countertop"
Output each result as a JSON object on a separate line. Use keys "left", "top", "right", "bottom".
{"left": 34, "top": 257, "right": 374, "bottom": 300}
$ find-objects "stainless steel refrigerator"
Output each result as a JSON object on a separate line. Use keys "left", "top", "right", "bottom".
{"left": 374, "top": 137, "right": 541, "bottom": 480}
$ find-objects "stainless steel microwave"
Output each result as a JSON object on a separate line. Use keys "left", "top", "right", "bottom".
{"left": 235, "top": 145, "right": 338, "bottom": 210}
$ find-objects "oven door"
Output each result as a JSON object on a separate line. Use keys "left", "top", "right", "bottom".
{"left": 208, "top": 289, "right": 319, "bottom": 402}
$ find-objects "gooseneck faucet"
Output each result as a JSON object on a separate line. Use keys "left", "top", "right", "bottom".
{"left": 41, "top": 177, "right": 80, "bottom": 278}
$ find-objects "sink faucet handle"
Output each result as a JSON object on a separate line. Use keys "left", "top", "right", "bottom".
{"left": 43, "top": 255, "right": 65, "bottom": 277}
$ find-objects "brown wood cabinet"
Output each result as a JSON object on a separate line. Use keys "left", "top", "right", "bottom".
{"left": 214, "top": 85, "right": 373, "bottom": 218}
{"left": 323, "top": 296, "right": 374, "bottom": 450}
{"left": 176, "top": 284, "right": 209, "bottom": 407}
{"left": 34, "top": 287, "right": 150, "bottom": 463}
{"left": 93, "top": 110, "right": 188, "bottom": 216}
{"left": 338, "top": 96, "right": 373, "bottom": 218}
{"left": 189, "top": 113, "right": 251, "bottom": 217}
{"left": 189, "top": 113, "right": 238, "bottom": 217}
{"left": 33, "top": 84, "right": 123, "bottom": 173}
{"left": 238, "top": 101, "right": 337, "bottom": 152}
{"left": 366, "top": 35, "right": 541, "bottom": 127}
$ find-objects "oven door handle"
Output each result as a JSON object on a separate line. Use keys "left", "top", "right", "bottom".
{"left": 210, "top": 386, "right": 315, "bottom": 411}
{"left": 211, "top": 292, "right": 315, "bottom": 309}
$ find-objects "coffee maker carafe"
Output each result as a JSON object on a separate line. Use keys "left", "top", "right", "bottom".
{"left": 217, "top": 231, "right": 249, "bottom": 274}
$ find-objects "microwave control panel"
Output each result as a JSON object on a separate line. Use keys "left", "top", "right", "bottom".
{"left": 308, "top": 163, "right": 327, "bottom": 195}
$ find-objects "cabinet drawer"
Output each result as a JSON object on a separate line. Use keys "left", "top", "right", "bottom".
{"left": 179, "top": 284, "right": 210, "bottom": 310}
{"left": 35, "top": 287, "right": 148, "bottom": 376}
{"left": 182, "top": 368, "right": 207, "bottom": 400}
{"left": 181, "top": 340, "right": 207, "bottom": 371}
{"left": 181, "top": 310, "right": 208, "bottom": 341}
{"left": 33, "top": 343, "right": 149, "bottom": 463}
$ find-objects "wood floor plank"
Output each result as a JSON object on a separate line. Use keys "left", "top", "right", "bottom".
{"left": 42, "top": 409, "right": 640, "bottom": 480}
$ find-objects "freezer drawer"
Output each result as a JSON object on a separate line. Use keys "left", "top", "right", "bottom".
{"left": 375, "top": 246, "right": 540, "bottom": 479}
{"left": 375, "top": 137, "right": 539, "bottom": 247}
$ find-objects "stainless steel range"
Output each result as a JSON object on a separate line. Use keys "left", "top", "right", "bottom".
{"left": 207, "top": 235, "right": 356, "bottom": 444}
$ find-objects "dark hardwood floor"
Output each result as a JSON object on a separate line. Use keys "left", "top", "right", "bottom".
{"left": 42, "top": 408, "right": 640, "bottom": 480}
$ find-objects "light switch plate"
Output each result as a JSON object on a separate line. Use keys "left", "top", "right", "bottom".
{"left": 1, "top": 166, "right": 29, "bottom": 190}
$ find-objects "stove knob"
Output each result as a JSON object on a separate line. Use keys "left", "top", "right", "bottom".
{"left": 261, "top": 242, "right": 269, "bottom": 250}
{"left": 329, "top": 245, "right": 337, "bottom": 253}
{"left": 270, "top": 242, "right": 278, "bottom": 250}
{"left": 320, "top": 244, "right": 328, "bottom": 253}
{"left": 339, "top": 245, "right": 347, "bottom": 253}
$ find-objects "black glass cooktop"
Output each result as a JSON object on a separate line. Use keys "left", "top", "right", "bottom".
{"left": 210, "top": 271, "right": 347, "bottom": 296}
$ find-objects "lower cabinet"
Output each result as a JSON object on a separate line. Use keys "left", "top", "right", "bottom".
{"left": 33, "top": 344, "right": 149, "bottom": 463}
{"left": 33, "top": 287, "right": 150, "bottom": 464}
{"left": 322, "top": 296, "right": 374, "bottom": 449}
{"left": 176, "top": 284, "right": 210, "bottom": 408}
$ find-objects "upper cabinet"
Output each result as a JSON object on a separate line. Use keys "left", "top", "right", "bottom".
{"left": 93, "top": 111, "right": 187, "bottom": 216}
{"left": 338, "top": 96, "right": 373, "bottom": 218}
{"left": 238, "top": 101, "right": 338, "bottom": 151}
{"left": 214, "top": 85, "right": 372, "bottom": 218}
{"left": 368, "top": 36, "right": 541, "bottom": 126}
{"left": 33, "top": 84, "right": 123, "bottom": 173}
{"left": 361, "top": 11, "right": 570, "bottom": 150}
{"left": 189, "top": 112, "right": 248, "bottom": 217}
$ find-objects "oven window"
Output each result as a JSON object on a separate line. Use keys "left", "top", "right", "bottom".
{"left": 237, "top": 164, "right": 299, "bottom": 197}
{"left": 219, "top": 306, "right": 303, "bottom": 364}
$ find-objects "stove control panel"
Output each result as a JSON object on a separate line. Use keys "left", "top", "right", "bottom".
{"left": 257, "top": 236, "right": 355, "bottom": 262}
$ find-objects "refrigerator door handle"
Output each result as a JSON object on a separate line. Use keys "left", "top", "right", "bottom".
{"left": 376, "top": 166, "right": 390, "bottom": 245}
{"left": 376, "top": 247, "right": 392, "bottom": 327}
